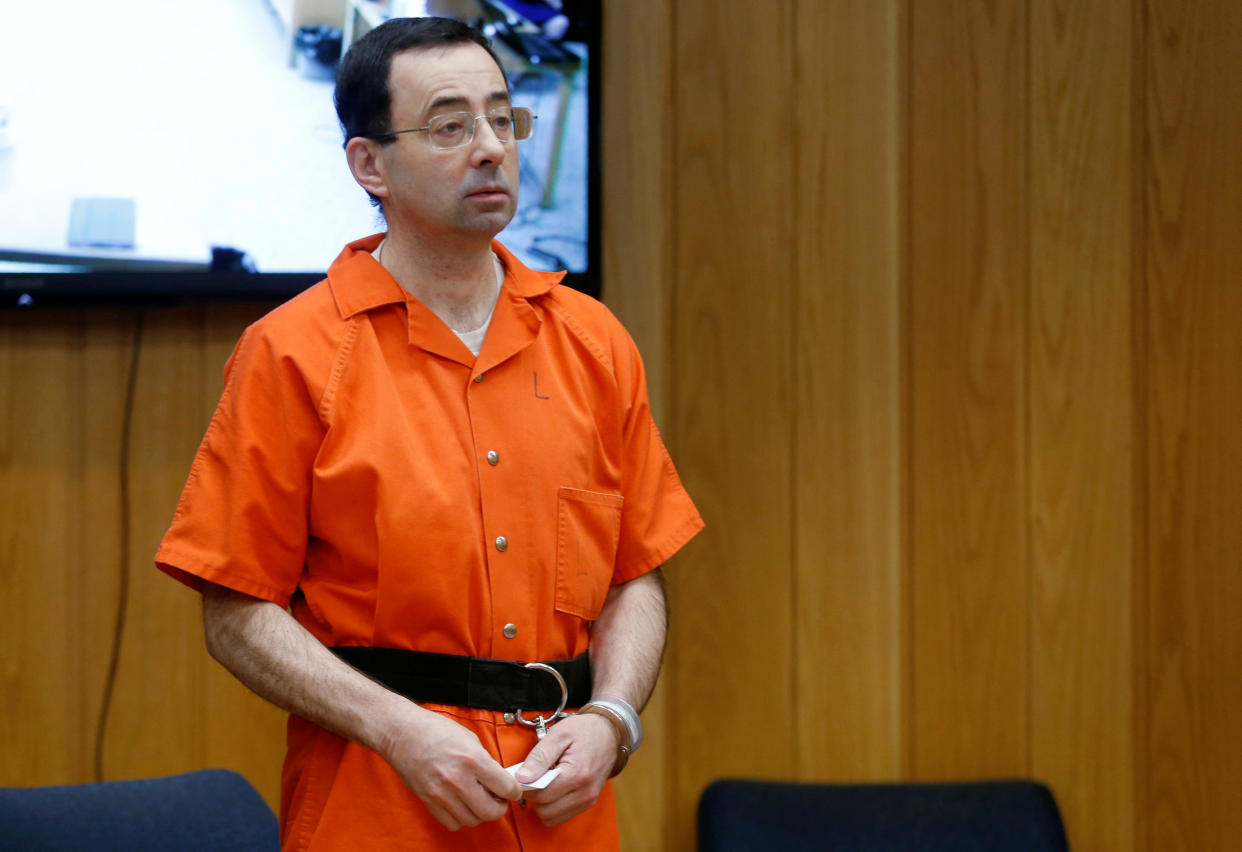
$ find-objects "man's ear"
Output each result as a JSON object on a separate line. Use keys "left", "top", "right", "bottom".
{"left": 345, "top": 137, "right": 390, "bottom": 201}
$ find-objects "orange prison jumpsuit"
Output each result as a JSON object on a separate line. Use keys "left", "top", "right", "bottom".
{"left": 155, "top": 235, "right": 703, "bottom": 851}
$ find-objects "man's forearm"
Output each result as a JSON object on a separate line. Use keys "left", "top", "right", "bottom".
{"left": 587, "top": 568, "right": 667, "bottom": 711}
{"left": 201, "top": 582, "right": 413, "bottom": 755}
{"left": 201, "top": 582, "right": 523, "bottom": 828}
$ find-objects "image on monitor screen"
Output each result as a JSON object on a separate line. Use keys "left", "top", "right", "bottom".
{"left": 0, "top": 0, "right": 597, "bottom": 303}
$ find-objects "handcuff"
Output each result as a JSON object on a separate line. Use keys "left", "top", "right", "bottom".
{"left": 514, "top": 662, "right": 570, "bottom": 740}
{"left": 515, "top": 663, "right": 642, "bottom": 777}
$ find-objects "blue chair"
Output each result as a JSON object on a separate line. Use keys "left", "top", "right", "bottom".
{"left": 699, "top": 778, "right": 1070, "bottom": 851}
{"left": 0, "top": 769, "right": 279, "bottom": 851}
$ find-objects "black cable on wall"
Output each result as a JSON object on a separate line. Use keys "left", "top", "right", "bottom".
{"left": 94, "top": 311, "right": 144, "bottom": 782}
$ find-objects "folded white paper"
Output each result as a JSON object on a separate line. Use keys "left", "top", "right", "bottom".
{"left": 505, "top": 762, "right": 561, "bottom": 791}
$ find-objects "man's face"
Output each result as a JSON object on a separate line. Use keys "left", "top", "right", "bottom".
{"left": 378, "top": 43, "right": 519, "bottom": 241}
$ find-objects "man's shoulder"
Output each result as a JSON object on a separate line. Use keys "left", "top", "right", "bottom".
{"left": 251, "top": 278, "right": 340, "bottom": 340}
{"left": 540, "top": 284, "right": 633, "bottom": 352}
{"left": 536, "top": 284, "right": 652, "bottom": 401}
{"left": 247, "top": 235, "right": 390, "bottom": 348}
{"left": 237, "top": 278, "right": 349, "bottom": 374}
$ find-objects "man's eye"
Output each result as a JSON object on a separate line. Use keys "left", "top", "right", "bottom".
{"left": 436, "top": 120, "right": 465, "bottom": 135}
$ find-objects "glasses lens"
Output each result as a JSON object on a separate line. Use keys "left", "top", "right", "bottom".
{"left": 486, "top": 108, "right": 516, "bottom": 141}
{"left": 427, "top": 112, "right": 473, "bottom": 148}
{"left": 510, "top": 107, "right": 534, "bottom": 140}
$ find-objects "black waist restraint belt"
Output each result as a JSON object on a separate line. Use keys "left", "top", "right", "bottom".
{"left": 330, "top": 647, "right": 592, "bottom": 712}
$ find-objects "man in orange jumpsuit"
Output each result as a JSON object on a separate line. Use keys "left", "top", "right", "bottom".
{"left": 154, "top": 16, "right": 702, "bottom": 851}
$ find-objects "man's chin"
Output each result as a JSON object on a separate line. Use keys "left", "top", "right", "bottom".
{"left": 458, "top": 208, "right": 516, "bottom": 236}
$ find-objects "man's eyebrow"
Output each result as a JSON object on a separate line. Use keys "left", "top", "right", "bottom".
{"left": 427, "top": 95, "right": 469, "bottom": 112}
{"left": 426, "top": 90, "right": 512, "bottom": 113}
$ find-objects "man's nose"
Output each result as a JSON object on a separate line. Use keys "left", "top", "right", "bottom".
{"left": 470, "top": 117, "right": 508, "bottom": 165}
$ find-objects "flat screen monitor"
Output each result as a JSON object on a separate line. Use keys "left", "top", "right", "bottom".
{"left": 0, "top": 0, "right": 599, "bottom": 306}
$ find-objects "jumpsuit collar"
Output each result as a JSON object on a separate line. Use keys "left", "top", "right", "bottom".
{"left": 325, "top": 234, "right": 566, "bottom": 371}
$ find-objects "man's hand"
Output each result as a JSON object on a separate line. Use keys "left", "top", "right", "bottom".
{"left": 382, "top": 709, "right": 522, "bottom": 831}
{"left": 516, "top": 713, "right": 620, "bottom": 826}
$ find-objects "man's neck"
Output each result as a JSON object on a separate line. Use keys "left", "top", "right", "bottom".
{"left": 379, "top": 228, "right": 502, "bottom": 333}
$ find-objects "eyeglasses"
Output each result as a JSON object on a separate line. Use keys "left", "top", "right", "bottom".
{"left": 381, "top": 106, "right": 536, "bottom": 150}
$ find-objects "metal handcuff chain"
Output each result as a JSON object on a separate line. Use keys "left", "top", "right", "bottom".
{"left": 514, "top": 662, "right": 570, "bottom": 739}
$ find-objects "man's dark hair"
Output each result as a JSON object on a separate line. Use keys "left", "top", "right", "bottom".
{"left": 334, "top": 17, "right": 507, "bottom": 147}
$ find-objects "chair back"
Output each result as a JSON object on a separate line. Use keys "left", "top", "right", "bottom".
{"left": 0, "top": 769, "right": 279, "bottom": 851}
{"left": 698, "top": 778, "right": 1070, "bottom": 852}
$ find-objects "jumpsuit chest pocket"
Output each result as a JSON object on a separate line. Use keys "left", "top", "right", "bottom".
{"left": 555, "top": 487, "right": 624, "bottom": 620}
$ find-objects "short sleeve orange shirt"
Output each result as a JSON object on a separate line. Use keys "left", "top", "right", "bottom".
{"left": 154, "top": 236, "right": 703, "bottom": 851}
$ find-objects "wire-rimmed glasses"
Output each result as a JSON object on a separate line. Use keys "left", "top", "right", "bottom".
{"left": 380, "top": 106, "right": 536, "bottom": 150}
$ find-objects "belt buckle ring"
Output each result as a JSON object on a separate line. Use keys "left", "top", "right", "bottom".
{"left": 515, "top": 662, "right": 569, "bottom": 735}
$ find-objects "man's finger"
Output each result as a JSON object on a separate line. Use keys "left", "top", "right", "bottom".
{"left": 458, "top": 779, "right": 511, "bottom": 824}
{"left": 516, "top": 735, "right": 567, "bottom": 782}
{"left": 427, "top": 800, "right": 464, "bottom": 832}
{"left": 477, "top": 759, "right": 523, "bottom": 801}
{"left": 534, "top": 788, "right": 596, "bottom": 828}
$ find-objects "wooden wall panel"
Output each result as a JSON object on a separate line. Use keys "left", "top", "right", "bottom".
{"left": 907, "top": 0, "right": 1030, "bottom": 777}
{"left": 669, "top": 0, "right": 796, "bottom": 847}
{"left": 1027, "top": 1, "right": 1138, "bottom": 849}
{"left": 599, "top": 0, "right": 676, "bottom": 849}
{"left": 601, "top": 0, "right": 673, "bottom": 422}
{"left": 0, "top": 306, "right": 289, "bottom": 805}
{"left": 1145, "top": 1, "right": 1242, "bottom": 849}
{"left": 793, "top": 0, "right": 904, "bottom": 781}
{"left": 1, "top": 316, "right": 82, "bottom": 785}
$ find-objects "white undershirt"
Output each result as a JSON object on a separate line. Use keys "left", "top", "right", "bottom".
{"left": 373, "top": 239, "right": 504, "bottom": 356}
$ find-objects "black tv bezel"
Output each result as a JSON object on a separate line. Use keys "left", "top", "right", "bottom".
{"left": 0, "top": 4, "right": 601, "bottom": 309}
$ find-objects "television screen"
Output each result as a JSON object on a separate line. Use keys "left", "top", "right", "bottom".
{"left": 0, "top": 0, "right": 598, "bottom": 306}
